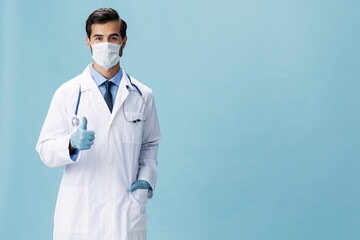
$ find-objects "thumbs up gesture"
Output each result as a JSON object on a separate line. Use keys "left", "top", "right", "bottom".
{"left": 70, "top": 116, "right": 95, "bottom": 150}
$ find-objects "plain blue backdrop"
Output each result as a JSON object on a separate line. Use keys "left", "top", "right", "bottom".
{"left": 1, "top": 0, "right": 360, "bottom": 239}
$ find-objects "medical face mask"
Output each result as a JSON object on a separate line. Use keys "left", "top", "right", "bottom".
{"left": 91, "top": 42, "right": 122, "bottom": 68}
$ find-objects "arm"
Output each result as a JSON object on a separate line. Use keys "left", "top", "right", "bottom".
{"left": 137, "top": 92, "right": 161, "bottom": 199}
{"left": 35, "top": 89, "right": 81, "bottom": 168}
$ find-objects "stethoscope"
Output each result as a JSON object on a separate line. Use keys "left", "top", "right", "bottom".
{"left": 71, "top": 73, "right": 149, "bottom": 127}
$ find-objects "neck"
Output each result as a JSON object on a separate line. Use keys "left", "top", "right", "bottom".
{"left": 93, "top": 62, "right": 120, "bottom": 79}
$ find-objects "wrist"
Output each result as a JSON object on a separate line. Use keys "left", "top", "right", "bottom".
{"left": 69, "top": 139, "right": 77, "bottom": 152}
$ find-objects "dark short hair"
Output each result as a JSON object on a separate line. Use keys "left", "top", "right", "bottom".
{"left": 86, "top": 8, "right": 127, "bottom": 39}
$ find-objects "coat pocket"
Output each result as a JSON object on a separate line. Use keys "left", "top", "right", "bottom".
{"left": 54, "top": 186, "right": 89, "bottom": 233}
{"left": 128, "top": 189, "right": 148, "bottom": 232}
{"left": 120, "top": 112, "right": 144, "bottom": 144}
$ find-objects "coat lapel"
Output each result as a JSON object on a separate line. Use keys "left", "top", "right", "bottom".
{"left": 80, "top": 64, "right": 112, "bottom": 122}
{"left": 110, "top": 68, "right": 130, "bottom": 124}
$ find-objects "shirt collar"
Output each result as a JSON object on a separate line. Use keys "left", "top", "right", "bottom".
{"left": 89, "top": 63, "right": 122, "bottom": 87}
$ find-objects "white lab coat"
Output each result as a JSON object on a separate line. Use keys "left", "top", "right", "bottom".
{"left": 35, "top": 63, "right": 161, "bottom": 240}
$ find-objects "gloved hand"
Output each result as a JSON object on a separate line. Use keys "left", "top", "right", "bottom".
{"left": 129, "top": 180, "right": 151, "bottom": 192}
{"left": 70, "top": 116, "right": 95, "bottom": 150}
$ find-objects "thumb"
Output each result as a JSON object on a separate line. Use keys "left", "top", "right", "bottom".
{"left": 80, "top": 116, "right": 87, "bottom": 130}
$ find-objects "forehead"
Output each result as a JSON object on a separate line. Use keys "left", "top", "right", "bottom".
{"left": 91, "top": 20, "right": 121, "bottom": 36}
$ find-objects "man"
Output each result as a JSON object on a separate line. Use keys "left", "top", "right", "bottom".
{"left": 35, "top": 8, "right": 161, "bottom": 240}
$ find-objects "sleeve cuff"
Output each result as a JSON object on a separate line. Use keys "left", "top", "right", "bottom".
{"left": 70, "top": 148, "right": 80, "bottom": 161}
{"left": 138, "top": 167, "right": 157, "bottom": 199}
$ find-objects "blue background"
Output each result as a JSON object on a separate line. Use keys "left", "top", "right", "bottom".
{"left": 1, "top": 0, "right": 360, "bottom": 239}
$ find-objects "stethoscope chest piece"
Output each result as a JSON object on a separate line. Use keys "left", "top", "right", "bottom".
{"left": 72, "top": 116, "right": 79, "bottom": 127}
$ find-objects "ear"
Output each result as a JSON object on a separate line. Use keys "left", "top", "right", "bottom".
{"left": 122, "top": 35, "right": 127, "bottom": 48}
{"left": 86, "top": 36, "right": 92, "bottom": 51}
{"left": 120, "top": 35, "right": 127, "bottom": 57}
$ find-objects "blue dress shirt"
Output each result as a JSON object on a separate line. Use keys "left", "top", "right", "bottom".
{"left": 89, "top": 63, "right": 122, "bottom": 103}
{"left": 70, "top": 64, "right": 122, "bottom": 161}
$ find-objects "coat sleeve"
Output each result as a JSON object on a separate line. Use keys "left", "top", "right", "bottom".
{"left": 137, "top": 91, "right": 161, "bottom": 199}
{"left": 35, "top": 88, "right": 82, "bottom": 168}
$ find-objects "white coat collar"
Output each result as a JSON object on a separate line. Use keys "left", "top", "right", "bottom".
{"left": 80, "top": 63, "right": 133, "bottom": 92}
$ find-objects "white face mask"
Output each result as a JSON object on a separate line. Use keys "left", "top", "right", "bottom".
{"left": 91, "top": 42, "right": 122, "bottom": 68}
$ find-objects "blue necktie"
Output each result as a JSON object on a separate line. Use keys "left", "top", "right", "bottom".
{"left": 104, "top": 81, "right": 113, "bottom": 113}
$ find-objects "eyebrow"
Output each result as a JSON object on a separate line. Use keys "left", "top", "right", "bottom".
{"left": 93, "top": 33, "right": 120, "bottom": 38}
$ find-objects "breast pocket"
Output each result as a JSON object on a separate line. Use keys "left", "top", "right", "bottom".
{"left": 54, "top": 187, "right": 89, "bottom": 233}
{"left": 120, "top": 112, "right": 145, "bottom": 144}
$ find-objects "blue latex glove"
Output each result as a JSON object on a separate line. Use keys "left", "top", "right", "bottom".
{"left": 129, "top": 180, "right": 151, "bottom": 192}
{"left": 70, "top": 116, "right": 95, "bottom": 150}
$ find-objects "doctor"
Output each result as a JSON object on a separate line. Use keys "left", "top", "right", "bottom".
{"left": 35, "top": 8, "right": 161, "bottom": 240}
